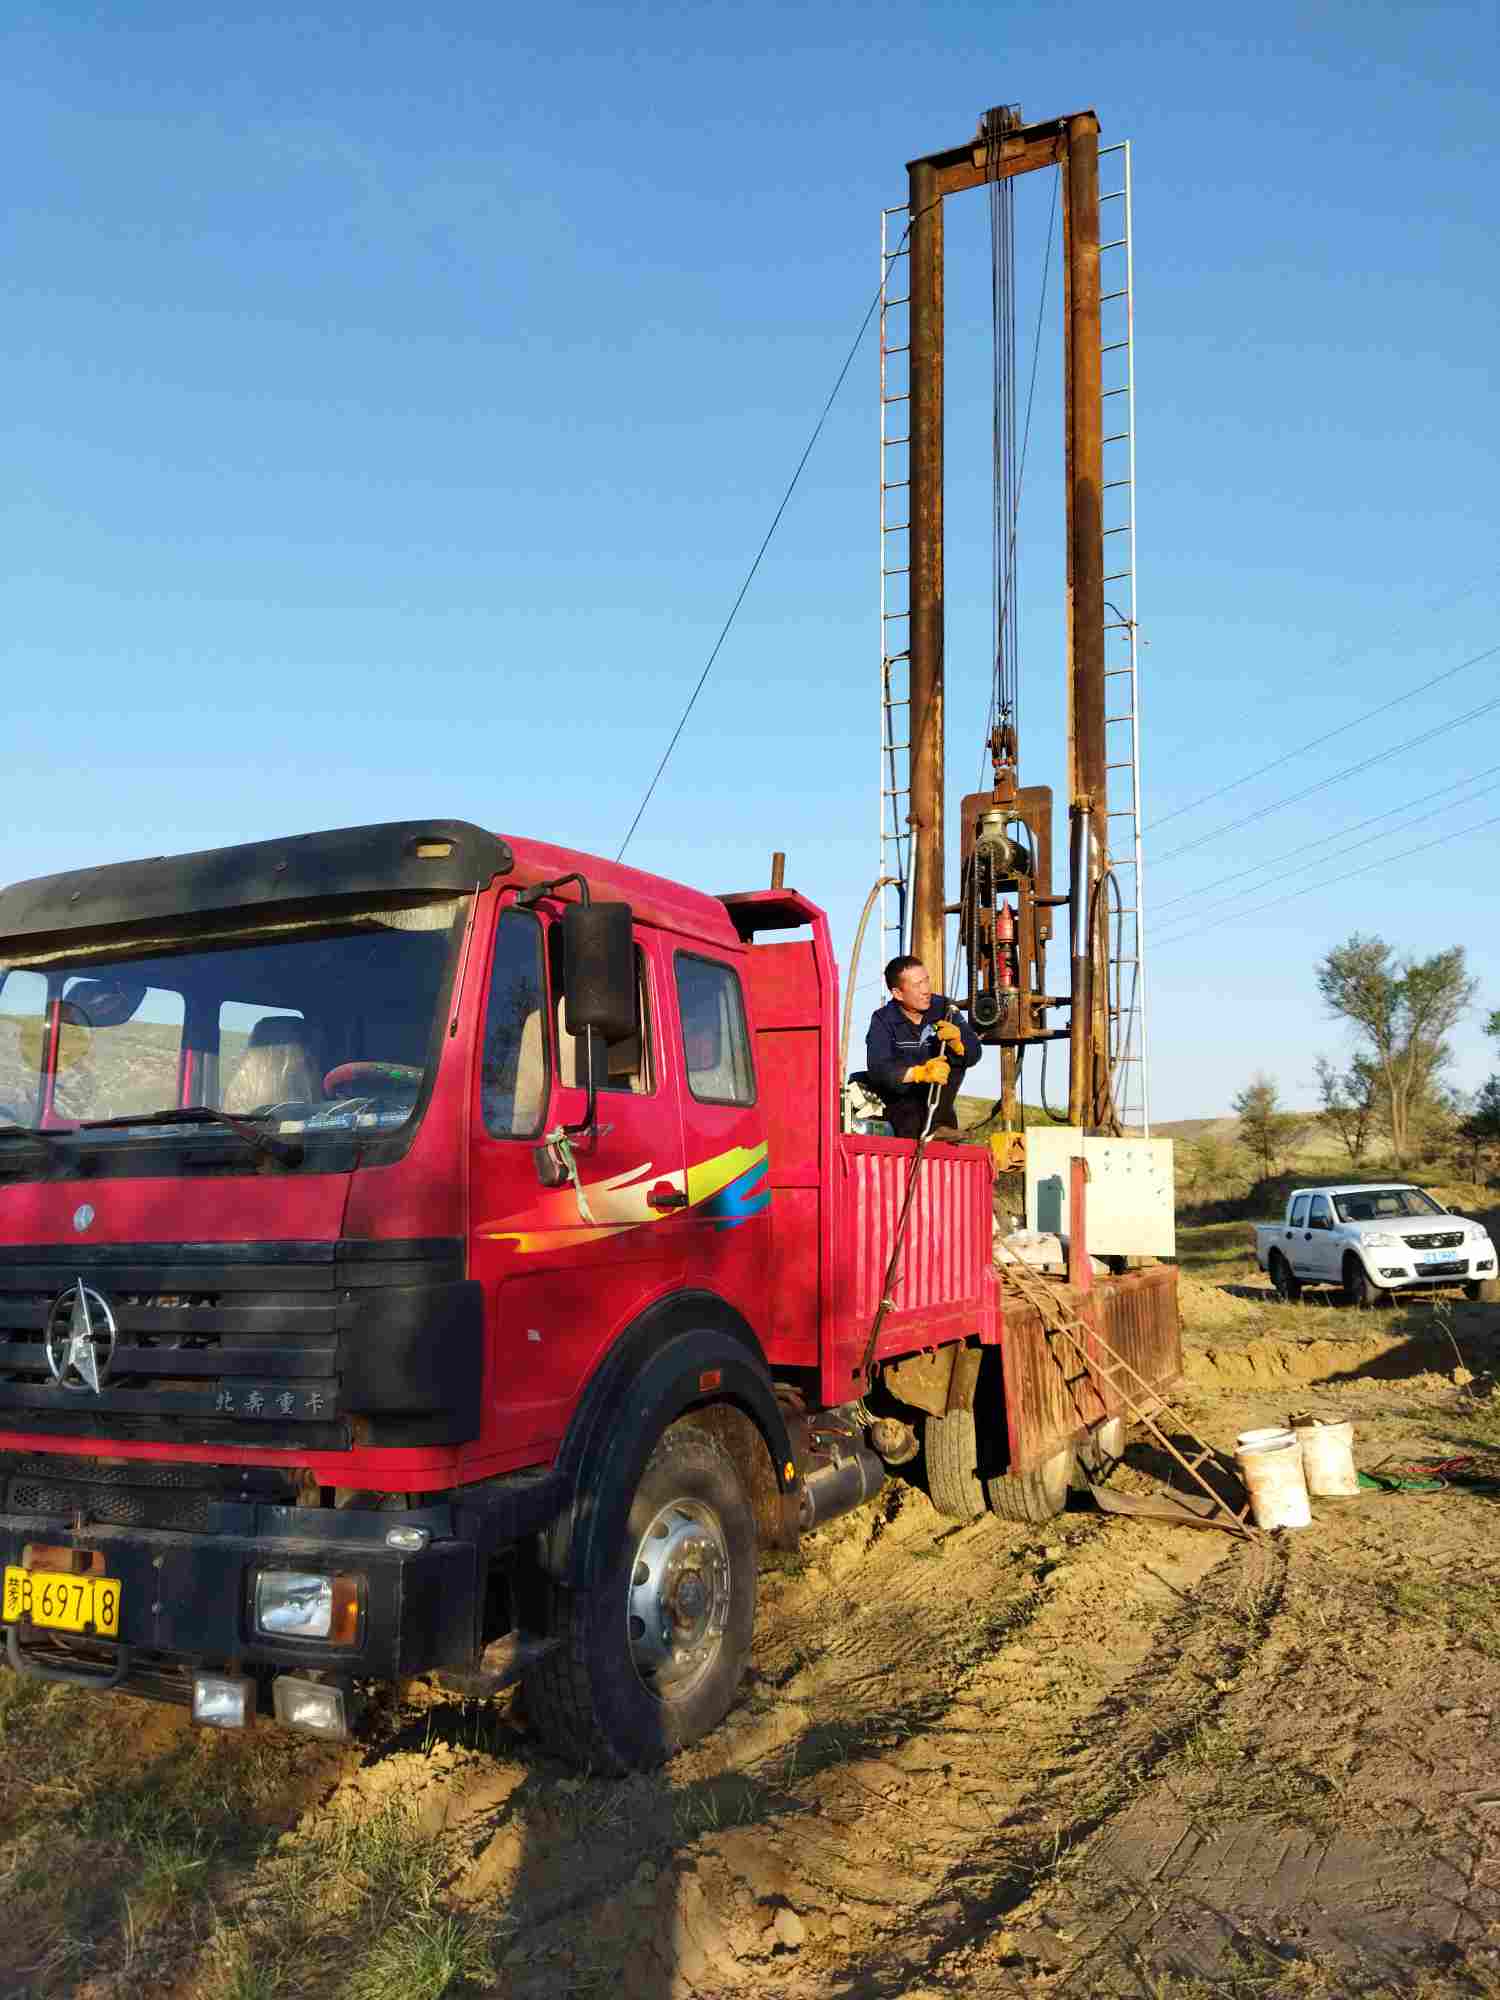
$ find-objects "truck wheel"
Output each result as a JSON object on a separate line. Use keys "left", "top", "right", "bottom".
{"left": 1269, "top": 1252, "right": 1301, "bottom": 1303}
{"left": 923, "top": 1408, "right": 987, "bottom": 1520}
{"left": 1343, "top": 1255, "right": 1378, "bottom": 1310}
{"left": 985, "top": 1444, "right": 1075, "bottom": 1524}
{"left": 524, "top": 1423, "right": 756, "bottom": 1775}
{"left": 1465, "top": 1279, "right": 1500, "bottom": 1304}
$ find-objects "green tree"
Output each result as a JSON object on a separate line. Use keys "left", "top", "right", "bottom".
{"left": 1457, "top": 1077, "right": 1500, "bottom": 1185}
{"left": 1313, "top": 1053, "right": 1377, "bottom": 1167}
{"left": 1232, "top": 1073, "right": 1305, "bottom": 1181}
{"left": 1315, "top": 935, "right": 1476, "bottom": 1171}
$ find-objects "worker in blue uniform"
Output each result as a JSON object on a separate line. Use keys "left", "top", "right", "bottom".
{"left": 865, "top": 955, "right": 982, "bottom": 1140}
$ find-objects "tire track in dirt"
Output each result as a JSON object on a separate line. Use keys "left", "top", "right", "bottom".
{"left": 443, "top": 1495, "right": 1261, "bottom": 1996}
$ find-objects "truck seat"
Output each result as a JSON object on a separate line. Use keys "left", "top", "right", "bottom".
{"left": 222, "top": 1017, "right": 323, "bottom": 1114}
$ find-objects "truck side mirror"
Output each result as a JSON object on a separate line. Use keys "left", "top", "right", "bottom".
{"left": 563, "top": 902, "right": 635, "bottom": 1045}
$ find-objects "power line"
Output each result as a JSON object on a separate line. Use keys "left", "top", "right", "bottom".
{"left": 1146, "top": 609, "right": 1500, "bottom": 836}
{"left": 1155, "top": 674, "right": 1500, "bottom": 867}
{"left": 616, "top": 274, "right": 888, "bottom": 862}
{"left": 1153, "top": 760, "right": 1500, "bottom": 920}
{"left": 1156, "top": 807, "right": 1500, "bottom": 951}
{"left": 1153, "top": 773, "right": 1500, "bottom": 946}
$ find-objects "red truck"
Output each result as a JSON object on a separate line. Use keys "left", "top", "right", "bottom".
{"left": 0, "top": 819, "right": 1178, "bottom": 1771}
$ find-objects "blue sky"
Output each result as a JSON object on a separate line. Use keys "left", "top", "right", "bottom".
{"left": 3, "top": 1, "right": 1496, "bottom": 1123}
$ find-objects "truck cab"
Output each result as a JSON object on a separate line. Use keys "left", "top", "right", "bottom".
{"left": 0, "top": 818, "right": 1179, "bottom": 1769}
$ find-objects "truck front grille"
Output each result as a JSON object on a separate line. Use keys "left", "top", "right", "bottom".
{"left": 1403, "top": 1231, "right": 1464, "bottom": 1250}
{"left": 0, "top": 1240, "right": 461, "bottom": 1449}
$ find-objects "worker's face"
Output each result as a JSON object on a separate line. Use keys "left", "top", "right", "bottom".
{"left": 892, "top": 963, "right": 931, "bottom": 1011}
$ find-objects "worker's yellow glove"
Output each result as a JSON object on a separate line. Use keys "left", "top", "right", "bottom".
{"left": 935, "top": 1019, "right": 964, "bottom": 1050}
{"left": 905, "top": 1057, "right": 951, "bottom": 1086}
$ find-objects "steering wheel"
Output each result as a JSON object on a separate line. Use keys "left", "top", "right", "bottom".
{"left": 322, "top": 1062, "right": 423, "bottom": 1097}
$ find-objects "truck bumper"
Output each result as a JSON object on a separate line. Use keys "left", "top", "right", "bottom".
{"left": 0, "top": 1503, "right": 484, "bottom": 1700}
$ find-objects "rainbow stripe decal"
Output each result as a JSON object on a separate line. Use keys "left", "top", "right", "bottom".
{"left": 478, "top": 1140, "right": 769, "bottom": 1254}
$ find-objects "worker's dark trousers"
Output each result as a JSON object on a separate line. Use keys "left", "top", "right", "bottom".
{"left": 883, "top": 1070, "right": 964, "bottom": 1140}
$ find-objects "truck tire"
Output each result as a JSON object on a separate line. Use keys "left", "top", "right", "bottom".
{"left": 1269, "top": 1252, "right": 1301, "bottom": 1303}
{"left": 1465, "top": 1278, "right": 1500, "bottom": 1304}
{"left": 985, "top": 1443, "right": 1075, "bottom": 1524}
{"left": 524, "top": 1422, "right": 756, "bottom": 1774}
{"left": 1343, "top": 1255, "right": 1378, "bottom": 1310}
{"left": 923, "top": 1408, "right": 987, "bottom": 1520}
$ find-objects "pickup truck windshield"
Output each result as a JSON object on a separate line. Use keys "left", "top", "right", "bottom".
{"left": 1333, "top": 1188, "right": 1444, "bottom": 1222}
{"left": 0, "top": 898, "right": 463, "bottom": 1144}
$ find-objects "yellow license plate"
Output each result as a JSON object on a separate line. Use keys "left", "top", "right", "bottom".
{"left": 1, "top": 1566, "right": 121, "bottom": 1638}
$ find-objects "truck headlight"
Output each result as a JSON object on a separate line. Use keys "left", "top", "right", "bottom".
{"left": 1470, "top": 1227, "right": 1490, "bottom": 1245}
{"left": 254, "top": 1570, "right": 363, "bottom": 1644}
{"left": 1362, "top": 1232, "right": 1396, "bottom": 1248}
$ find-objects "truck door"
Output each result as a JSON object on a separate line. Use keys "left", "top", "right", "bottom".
{"left": 1285, "top": 1193, "right": 1311, "bottom": 1273}
{"left": 1304, "top": 1193, "right": 1337, "bottom": 1278}
{"left": 467, "top": 898, "right": 687, "bottom": 1455}
{"left": 669, "top": 948, "right": 770, "bottom": 1291}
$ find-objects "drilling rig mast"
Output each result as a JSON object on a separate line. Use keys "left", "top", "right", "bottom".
{"left": 879, "top": 105, "right": 1145, "bottom": 1135}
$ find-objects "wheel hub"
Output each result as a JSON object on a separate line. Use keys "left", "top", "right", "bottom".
{"left": 626, "top": 1497, "right": 731, "bottom": 1700}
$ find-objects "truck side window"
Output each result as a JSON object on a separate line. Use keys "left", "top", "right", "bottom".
{"left": 546, "top": 928, "right": 653, "bottom": 1094}
{"left": 1307, "top": 1195, "right": 1331, "bottom": 1231}
{"left": 1289, "top": 1195, "right": 1308, "bottom": 1229}
{"left": 675, "top": 955, "right": 755, "bottom": 1106}
{"left": 481, "top": 910, "right": 548, "bottom": 1138}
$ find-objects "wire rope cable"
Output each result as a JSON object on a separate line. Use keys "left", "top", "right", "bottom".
{"left": 616, "top": 268, "right": 890, "bottom": 862}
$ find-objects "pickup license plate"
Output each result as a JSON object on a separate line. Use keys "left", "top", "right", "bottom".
{"left": 1, "top": 1566, "right": 121, "bottom": 1637}
{"left": 1428, "top": 1249, "right": 1463, "bottom": 1264}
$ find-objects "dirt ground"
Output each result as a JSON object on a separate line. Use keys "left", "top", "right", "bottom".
{"left": 6, "top": 1254, "right": 1500, "bottom": 1999}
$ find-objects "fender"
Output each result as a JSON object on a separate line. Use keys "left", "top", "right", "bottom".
{"left": 544, "top": 1292, "right": 799, "bottom": 1585}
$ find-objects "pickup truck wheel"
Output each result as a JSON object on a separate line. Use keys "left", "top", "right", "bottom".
{"left": 524, "top": 1423, "right": 756, "bottom": 1775}
{"left": 985, "top": 1443, "right": 1075, "bottom": 1524}
{"left": 1465, "top": 1279, "right": 1500, "bottom": 1304}
{"left": 1269, "top": 1252, "right": 1301, "bottom": 1303}
{"left": 923, "top": 1408, "right": 988, "bottom": 1520}
{"left": 1343, "top": 1255, "right": 1378, "bottom": 1310}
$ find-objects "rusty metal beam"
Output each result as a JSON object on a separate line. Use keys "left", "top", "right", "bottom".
{"left": 904, "top": 107, "right": 1094, "bottom": 1008}
{"left": 907, "top": 154, "right": 945, "bottom": 978}
{"left": 1060, "top": 111, "right": 1109, "bottom": 1127}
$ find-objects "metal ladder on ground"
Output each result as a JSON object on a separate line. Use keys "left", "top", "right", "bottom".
{"left": 997, "top": 1254, "right": 1252, "bottom": 1536}
{"left": 878, "top": 203, "right": 913, "bottom": 970}
{"left": 1098, "top": 142, "right": 1151, "bottom": 1136}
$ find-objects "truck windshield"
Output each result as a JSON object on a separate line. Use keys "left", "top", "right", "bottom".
{"left": 1333, "top": 1188, "right": 1444, "bottom": 1222}
{"left": 0, "top": 898, "right": 464, "bottom": 1146}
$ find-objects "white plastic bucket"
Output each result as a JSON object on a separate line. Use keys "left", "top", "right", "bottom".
{"left": 1237, "top": 1426, "right": 1298, "bottom": 1455}
{"left": 1235, "top": 1434, "right": 1311, "bottom": 1530}
{"left": 1292, "top": 1414, "right": 1358, "bottom": 1497}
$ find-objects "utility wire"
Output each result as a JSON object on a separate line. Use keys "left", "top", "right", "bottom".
{"left": 1153, "top": 772, "right": 1500, "bottom": 946}
{"left": 1156, "top": 807, "right": 1500, "bottom": 950}
{"left": 1153, "top": 759, "right": 1500, "bottom": 919}
{"left": 1155, "top": 674, "right": 1500, "bottom": 867}
{"left": 1146, "top": 614, "right": 1500, "bottom": 835}
{"left": 616, "top": 278, "right": 886, "bottom": 862}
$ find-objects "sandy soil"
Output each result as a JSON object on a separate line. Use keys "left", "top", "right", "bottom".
{"left": 11, "top": 1274, "right": 1500, "bottom": 2000}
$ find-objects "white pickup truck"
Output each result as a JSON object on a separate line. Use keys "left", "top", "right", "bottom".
{"left": 1253, "top": 1184, "right": 1500, "bottom": 1307}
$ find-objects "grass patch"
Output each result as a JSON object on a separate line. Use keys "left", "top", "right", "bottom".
{"left": 1378, "top": 1569, "right": 1500, "bottom": 1660}
{"left": 199, "top": 1795, "right": 501, "bottom": 2000}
